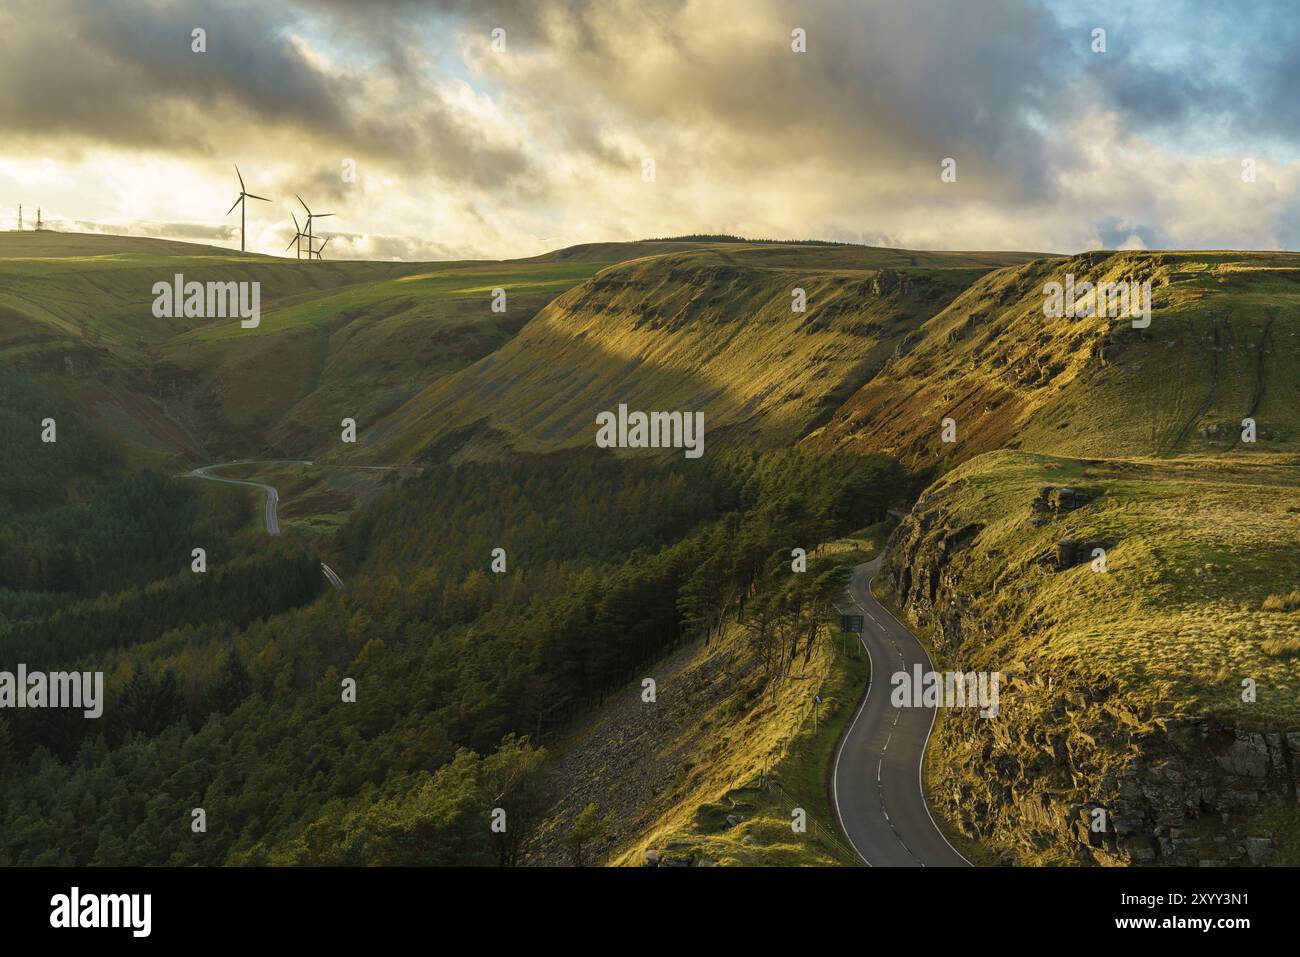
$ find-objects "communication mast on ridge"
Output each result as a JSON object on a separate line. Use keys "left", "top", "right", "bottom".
{"left": 17, "top": 205, "right": 21, "bottom": 230}
{"left": 34, "top": 207, "right": 44, "bottom": 231}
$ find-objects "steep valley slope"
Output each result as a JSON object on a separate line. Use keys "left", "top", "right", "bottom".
{"left": 839, "top": 250, "right": 1300, "bottom": 865}
{"left": 804, "top": 251, "right": 1300, "bottom": 466}
{"left": 0, "top": 232, "right": 740, "bottom": 474}
{"left": 880, "top": 450, "right": 1300, "bottom": 865}
{"left": 341, "top": 244, "right": 1046, "bottom": 464}
{"left": 5, "top": 233, "right": 1296, "bottom": 867}
{"left": 522, "top": 248, "right": 1300, "bottom": 866}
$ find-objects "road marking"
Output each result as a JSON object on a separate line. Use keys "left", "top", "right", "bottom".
{"left": 830, "top": 629, "right": 875, "bottom": 868}
{"left": 866, "top": 566, "right": 973, "bottom": 868}
{"left": 878, "top": 788, "right": 922, "bottom": 862}
{"left": 835, "top": 559, "right": 974, "bottom": 868}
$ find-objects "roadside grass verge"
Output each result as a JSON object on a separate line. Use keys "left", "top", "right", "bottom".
{"left": 608, "top": 524, "right": 898, "bottom": 867}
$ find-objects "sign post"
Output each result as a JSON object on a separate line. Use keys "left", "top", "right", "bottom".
{"left": 839, "top": 613, "right": 864, "bottom": 657}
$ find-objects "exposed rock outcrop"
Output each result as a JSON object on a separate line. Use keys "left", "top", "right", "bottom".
{"left": 880, "top": 479, "right": 1298, "bottom": 866}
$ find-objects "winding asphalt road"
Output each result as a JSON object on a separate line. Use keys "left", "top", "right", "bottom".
{"left": 831, "top": 554, "right": 971, "bottom": 867}
{"left": 186, "top": 460, "right": 345, "bottom": 587}
{"left": 189, "top": 463, "right": 284, "bottom": 535}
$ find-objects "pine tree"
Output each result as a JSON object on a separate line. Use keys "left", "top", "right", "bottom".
{"left": 213, "top": 651, "right": 252, "bottom": 714}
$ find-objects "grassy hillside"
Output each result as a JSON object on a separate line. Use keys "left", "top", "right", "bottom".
{"left": 345, "top": 244, "right": 1046, "bottom": 464}
{"left": 8, "top": 231, "right": 1294, "bottom": 867}
{"left": 0, "top": 232, "right": 429, "bottom": 467}
{"left": 880, "top": 448, "right": 1300, "bottom": 865}
{"left": 1, "top": 232, "right": 1051, "bottom": 467}
{"left": 161, "top": 258, "right": 622, "bottom": 456}
{"left": 525, "top": 525, "right": 894, "bottom": 867}
{"left": 0, "top": 232, "right": 666, "bottom": 465}
{"left": 888, "top": 449, "right": 1300, "bottom": 726}
{"left": 806, "top": 251, "right": 1300, "bottom": 468}
{"left": 811, "top": 249, "right": 1300, "bottom": 866}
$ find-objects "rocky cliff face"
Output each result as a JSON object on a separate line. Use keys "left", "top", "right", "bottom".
{"left": 880, "top": 475, "right": 1299, "bottom": 866}
{"left": 1117, "top": 725, "right": 1297, "bottom": 865}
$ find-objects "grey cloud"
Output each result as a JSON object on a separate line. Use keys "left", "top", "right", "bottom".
{"left": 0, "top": 0, "right": 1094, "bottom": 212}
{"left": 1070, "top": 0, "right": 1300, "bottom": 149}
{"left": 8, "top": 0, "right": 1300, "bottom": 257}
{"left": 0, "top": 0, "right": 344, "bottom": 146}
{"left": 0, "top": 0, "right": 534, "bottom": 189}
{"left": 463, "top": 0, "right": 1071, "bottom": 202}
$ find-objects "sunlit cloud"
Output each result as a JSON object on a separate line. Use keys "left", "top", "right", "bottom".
{"left": 1, "top": 0, "right": 1298, "bottom": 258}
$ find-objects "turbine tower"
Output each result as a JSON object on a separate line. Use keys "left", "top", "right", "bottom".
{"left": 226, "top": 165, "right": 271, "bottom": 253}
{"left": 17, "top": 206, "right": 21, "bottom": 230}
{"left": 284, "top": 213, "right": 306, "bottom": 259}
{"left": 295, "top": 195, "right": 334, "bottom": 262}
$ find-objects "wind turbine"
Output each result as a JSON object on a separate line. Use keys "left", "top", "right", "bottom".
{"left": 227, "top": 166, "right": 271, "bottom": 253}
{"left": 313, "top": 236, "right": 331, "bottom": 261}
{"left": 284, "top": 213, "right": 306, "bottom": 259}
{"left": 295, "top": 195, "right": 334, "bottom": 262}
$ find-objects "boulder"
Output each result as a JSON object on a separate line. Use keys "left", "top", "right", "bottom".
{"left": 1246, "top": 838, "right": 1275, "bottom": 864}
{"left": 1216, "top": 734, "right": 1269, "bottom": 778}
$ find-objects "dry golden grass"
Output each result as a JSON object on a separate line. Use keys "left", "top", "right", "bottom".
{"left": 1262, "top": 590, "right": 1300, "bottom": 612}
{"left": 809, "top": 250, "right": 1300, "bottom": 467}
{"left": 917, "top": 450, "right": 1300, "bottom": 726}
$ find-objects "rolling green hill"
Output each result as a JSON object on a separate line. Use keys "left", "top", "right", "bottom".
{"left": 343, "top": 244, "right": 1048, "bottom": 464}
{"left": 0, "top": 231, "right": 429, "bottom": 470}
{"left": 805, "top": 251, "right": 1300, "bottom": 467}
{"left": 0, "top": 231, "right": 698, "bottom": 471}
{"left": 826, "top": 250, "right": 1300, "bottom": 865}
{"left": 1, "top": 232, "right": 1056, "bottom": 473}
{"left": 5, "top": 231, "right": 1296, "bottom": 868}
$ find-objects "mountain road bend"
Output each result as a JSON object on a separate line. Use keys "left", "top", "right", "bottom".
{"left": 831, "top": 554, "right": 972, "bottom": 867}
{"left": 188, "top": 462, "right": 286, "bottom": 535}
{"left": 185, "top": 460, "right": 396, "bottom": 588}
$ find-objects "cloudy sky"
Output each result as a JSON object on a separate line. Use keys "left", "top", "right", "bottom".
{"left": 1, "top": 0, "right": 1298, "bottom": 261}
